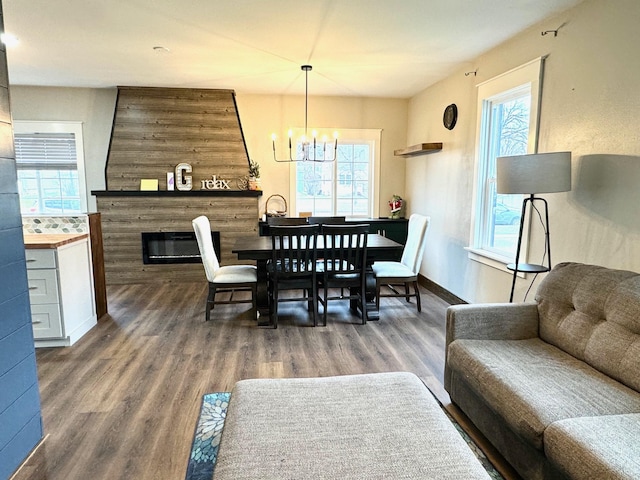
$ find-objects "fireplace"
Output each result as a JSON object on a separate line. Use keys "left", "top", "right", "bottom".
{"left": 141, "top": 231, "right": 220, "bottom": 265}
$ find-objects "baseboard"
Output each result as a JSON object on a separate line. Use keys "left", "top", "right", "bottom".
{"left": 418, "top": 274, "right": 467, "bottom": 305}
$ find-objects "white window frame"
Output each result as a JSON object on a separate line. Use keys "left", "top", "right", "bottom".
{"left": 467, "top": 58, "right": 545, "bottom": 271}
{"left": 15, "top": 121, "right": 88, "bottom": 215}
{"left": 288, "top": 128, "right": 381, "bottom": 218}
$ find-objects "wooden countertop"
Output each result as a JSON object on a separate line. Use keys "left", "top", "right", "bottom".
{"left": 24, "top": 233, "right": 89, "bottom": 249}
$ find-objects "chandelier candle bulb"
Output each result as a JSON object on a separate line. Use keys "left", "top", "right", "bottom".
{"left": 272, "top": 65, "right": 338, "bottom": 162}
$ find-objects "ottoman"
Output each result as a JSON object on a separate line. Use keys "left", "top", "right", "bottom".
{"left": 214, "top": 372, "right": 491, "bottom": 479}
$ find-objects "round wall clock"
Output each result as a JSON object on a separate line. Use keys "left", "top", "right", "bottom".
{"left": 443, "top": 103, "right": 458, "bottom": 130}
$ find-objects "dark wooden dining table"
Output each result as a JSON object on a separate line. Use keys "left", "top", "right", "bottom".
{"left": 232, "top": 233, "right": 404, "bottom": 326}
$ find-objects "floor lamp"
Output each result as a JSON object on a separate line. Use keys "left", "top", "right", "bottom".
{"left": 496, "top": 152, "right": 572, "bottom": 302}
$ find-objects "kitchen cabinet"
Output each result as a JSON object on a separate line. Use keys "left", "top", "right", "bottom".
{"left": 25, "top": 234, "right": 97, "bottom": 347}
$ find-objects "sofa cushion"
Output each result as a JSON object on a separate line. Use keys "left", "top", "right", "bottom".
{"left": 214, "top": 372, "right": 492, "bottom": 479}
{"left": 545, "top": 413, "right": 640, "bottom": 479}
{"left": 447, "top": 338, "right": 640, "bottom": 449}
{"left": 536, "top": 262, "right": 640, "bottom": 392}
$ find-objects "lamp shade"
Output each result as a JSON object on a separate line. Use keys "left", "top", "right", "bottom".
{"left": 496, "top": 152, "right": 572, "bottom": 194}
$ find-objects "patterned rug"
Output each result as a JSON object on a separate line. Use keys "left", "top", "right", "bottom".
{"left": 185, "top": 392, "right": 504, "bottom": 480}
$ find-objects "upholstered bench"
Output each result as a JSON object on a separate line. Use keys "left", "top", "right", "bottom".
{"left": 213, "top": 372, "right": 491, "bottom": 479}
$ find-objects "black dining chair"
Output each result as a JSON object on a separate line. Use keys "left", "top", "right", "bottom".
{"left": 317, "top": 224, "right": 369, "bottom": 326}
{"left": 307, "top": 216, "right": 346, "bottom": 226}
{"left": 265, "top": 216, "right": 308, "bottom": 235}
{"left": 267, "top": 224, "right": 320, "bottom": 328}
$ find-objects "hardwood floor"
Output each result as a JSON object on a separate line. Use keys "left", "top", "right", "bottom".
{"left": 13, "top": 282, "right": 518, "bottom": 480}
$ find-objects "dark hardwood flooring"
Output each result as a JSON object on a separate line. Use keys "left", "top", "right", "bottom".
{"left": 13, "top": 282, "right": 519, "bottom": 480}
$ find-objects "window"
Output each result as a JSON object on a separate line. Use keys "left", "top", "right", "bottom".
{"left": 15, "top": 121, "right": 87, "bottom": 215}
{"left": 468, "top": 58, "right": 544, "bottom": 268}
{"left": 290, "top": 129, "right": 381, "bottom": 218}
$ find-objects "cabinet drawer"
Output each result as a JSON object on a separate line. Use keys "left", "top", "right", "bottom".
{"left": 25, "top": 249, "right": 57, "bottom": 269}
{"left": 27, "top": 269, "right": 60, "bottom": 304}
{"left": 31, "top": 304, "right": 63, "bottom": 338}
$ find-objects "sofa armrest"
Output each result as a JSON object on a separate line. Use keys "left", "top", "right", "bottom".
{"left": 446, "top": 302, "right": 540, "bottom": 346}
{"left": 444, "top": 303, "right": 540, "bottom": 394}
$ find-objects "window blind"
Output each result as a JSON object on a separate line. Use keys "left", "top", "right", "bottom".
{"left": 15, "top": 132, "right": 77, "bottom": 169}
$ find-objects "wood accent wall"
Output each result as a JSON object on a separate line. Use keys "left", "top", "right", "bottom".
{"left": 97, "top": 86, "right": 259, "bottom": 285}
{"left": 106, "top": 87, "right": 250, "bottom": 190}
{"left": 96, "top": 193, "right": 259, "bottom": 285}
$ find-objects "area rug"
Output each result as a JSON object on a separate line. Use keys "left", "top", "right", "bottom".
{"left": 185, "top": 392, "right": 504, "bottom": 480}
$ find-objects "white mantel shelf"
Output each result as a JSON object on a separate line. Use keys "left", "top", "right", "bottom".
{"left": 394, "top": 143, "right": 443, "bottom": 157}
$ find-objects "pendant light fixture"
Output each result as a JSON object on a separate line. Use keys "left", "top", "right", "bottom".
{"left": 271, "top": 65, "right": 338, "bottom": 162}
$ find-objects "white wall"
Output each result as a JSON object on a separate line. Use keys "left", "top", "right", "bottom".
{"left": 405, "top": 0, "right": 640, "bottom": 303}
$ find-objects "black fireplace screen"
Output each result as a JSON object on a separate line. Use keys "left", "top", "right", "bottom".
{"left": 141, "top": 231, "right": 220, "bottom": 264}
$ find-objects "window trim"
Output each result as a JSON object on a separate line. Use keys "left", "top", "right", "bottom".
{"left": 15, "top": 121, "right": 88, "bottom": 215}
{"left": 288, "top": 128, "right": 381, "bottom": 218}
{"left": 468, "top": 57, "right": 545, "bottom": 271}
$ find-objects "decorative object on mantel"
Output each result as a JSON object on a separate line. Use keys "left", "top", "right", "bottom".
{"left": 388, "top": 195, "right": 404, "bottom": 219}
{"left": 394, "top": 143, "right": 443, "bottom": 157}
{"left": 443, "top": 103, "right": 458, "bottom": 130}
{"left": 200, "top": 175, "right": 231, "bottom": 190}
{"left": 265, "top": 194, "right": 287, "bottom": 217}
{"left": 248, "top": 159, "right": 261, "bottom": 190}
{"left": 166, "top": 172, "right": 175, "bottom": 191}
{"left": 237, "top": 175, "right": 250, "bottom": 190}
{"left": 175, "top": 163, "right": 193, "bottom": 191}
{"left": 496, "top": 151, "right": 572, "bottom": 302}
{"left": 272, "top": 65, "right": 338, "bottom": 163}
{"left": 140, "top": 179, "right": 159, "bottom": 191}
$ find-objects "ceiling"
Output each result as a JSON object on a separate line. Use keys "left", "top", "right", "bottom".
{"left": 2, "top": 0, "right": 582, "bottom": 98}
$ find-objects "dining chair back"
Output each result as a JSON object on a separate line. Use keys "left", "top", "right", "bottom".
{"left": 265, "top": 216, "right": 308, "bottom": 235}
{"left": 307, "top": 216, "right": 347, "bottom": 226}
{"left": 372, "top": 214, "right": 430, "bottom": 312}
{"left": 267, "top": 216, "right": 308, "bottom": 226}
{"left": 317, "top": 224, "right": 369, "bottom": 325}
{"left": 192, "top": 215, "right": 257, "bottom": 321}
{"left": 267, "top": 224, "right": 320, "bottom": 328}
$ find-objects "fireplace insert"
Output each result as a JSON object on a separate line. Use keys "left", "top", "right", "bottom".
{"left": 141, "top": 231, "right": 220, "bottom": 264}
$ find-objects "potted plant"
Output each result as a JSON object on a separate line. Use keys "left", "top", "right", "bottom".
{"left": 248, "top": 159, "right": 261, "bottom": 190}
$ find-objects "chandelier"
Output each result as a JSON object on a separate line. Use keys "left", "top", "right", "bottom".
{"left": 272, "top": 65, "right": 338, "bottom": 162}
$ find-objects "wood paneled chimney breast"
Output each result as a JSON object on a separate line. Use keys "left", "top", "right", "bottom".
{"left": 106, "top": 86, "right": 250, "bottom": 190}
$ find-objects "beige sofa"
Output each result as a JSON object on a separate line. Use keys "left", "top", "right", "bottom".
{"left": 445, "top": 262, "right": 640, "bottom": 479}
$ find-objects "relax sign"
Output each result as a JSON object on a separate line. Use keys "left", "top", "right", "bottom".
{"left": 174, "top": 163, "right": 231, "bottom": 191}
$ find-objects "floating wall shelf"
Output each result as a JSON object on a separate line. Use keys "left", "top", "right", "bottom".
{"left": 394, "top": 143, "right": 443, "bottom": 157}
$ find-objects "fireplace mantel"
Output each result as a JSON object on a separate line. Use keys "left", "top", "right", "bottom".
{"left": 92, "top": 190, "right": 262, "bottom": 198}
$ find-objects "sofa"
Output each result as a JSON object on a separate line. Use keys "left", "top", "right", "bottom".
{"left": 445, "top": 262, "right": 640, "bottom": 480}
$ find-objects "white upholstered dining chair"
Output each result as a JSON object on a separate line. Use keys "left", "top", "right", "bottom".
{"left": 192, "top": 215, "right": 257, "bottom": 321}
{"left": 372, "top": 214, "right": 430, "bottom": 312}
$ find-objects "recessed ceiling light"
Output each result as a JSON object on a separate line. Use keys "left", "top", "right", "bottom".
{"left": 1, "top": 33, "right": 19, "bottom": 47}
{"left": 153, "top": 46, "right": 170, "bottom": 53}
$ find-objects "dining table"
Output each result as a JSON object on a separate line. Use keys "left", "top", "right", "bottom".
{"left": 232, "top": 233, "right": 404, "bottom": 326}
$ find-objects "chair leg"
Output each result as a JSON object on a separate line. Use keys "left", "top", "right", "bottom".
{"left": 414, "top": 281, "right": 421, "bottom": 312}
{"left": 251, "top": 284, "right": 258, "bottom": 321}
{"left": 404, "top": 282, "right": 411, "bottom": 303}
{"left": 206, "top": 283, "right": 216, "bottom": 321}
{"left": 311, "top": 285, "right": 318, "bottom": 327}
{"left": 375, "top": 280, "right": 381, "bottom": 310}
{"left": 322, "top": 284, "right": 328, "bottom": 327}
{"left": 360, "top": 280, "right": 368, "bottom": 325}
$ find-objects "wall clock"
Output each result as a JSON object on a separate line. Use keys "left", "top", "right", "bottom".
{"left": 443, "top": 103, "right": 458, "bottom": 130}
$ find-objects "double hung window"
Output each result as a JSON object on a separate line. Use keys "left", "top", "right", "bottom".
{"left": 291, "top": 129, "right": 380, "bottom": 218}
{"left": 469, "top": 58, "right": 544, "bottom": 267}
